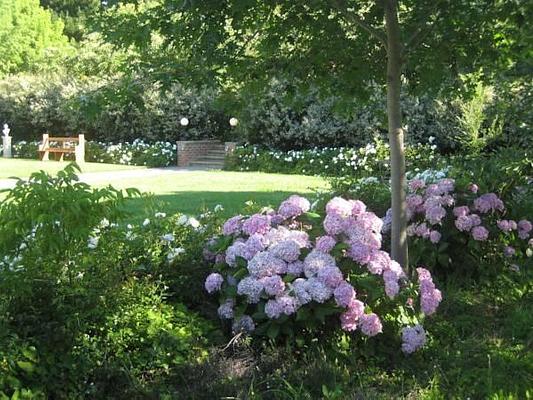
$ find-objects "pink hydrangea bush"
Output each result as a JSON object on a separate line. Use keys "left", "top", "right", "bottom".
{"left": 204, "top": 195, "right": 442, "bottom": 353}
{"left": 386, "top": 177, "right": 532, "bottom": 276}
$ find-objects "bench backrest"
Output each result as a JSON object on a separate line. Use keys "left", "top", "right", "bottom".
{"left": 41, "top": 134, "right": 84, "bottom": 149}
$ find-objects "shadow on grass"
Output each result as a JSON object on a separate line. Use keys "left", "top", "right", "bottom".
{"left": 122, "top": 191, "right": 307, "bottom": 221}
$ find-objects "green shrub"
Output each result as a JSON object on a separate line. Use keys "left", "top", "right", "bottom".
{"left": 0, "top": 165, "right": 218, "bottom": 398}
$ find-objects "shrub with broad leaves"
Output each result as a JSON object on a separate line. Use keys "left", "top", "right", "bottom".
{"left": 204, "top": 195, "right": 442, "bottom": 353}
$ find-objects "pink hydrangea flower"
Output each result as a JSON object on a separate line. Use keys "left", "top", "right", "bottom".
{"left": 347, "top": 241, "right": 372, "bottom": 265}
{"left": 315, "top": 235, "right": 337, "bottom": 253}
{"left": 497, "top": 220, "right": 516, "bottom": 232}
{"left": 417, "top": 267, "right": 442, "bottom": 315}
{"left": 317, "top": 266, "right": 344, "bottom": 289}
{"left": 518, "top": 219, "right": 532, "bottom": 233}
{"left": 518, "top": 220, "right": 532, "bottom": 239}
{"left": 453, "top": 206, "right": 470, "bottom": 217}
{"left": 408, "top": 179, "right": 425, "bottom": 191}
{"left": 437, "top": 178, "right": 455, "bottom": 194}
{"left": 425, "top": 205, "right": 446, "bottom": 225}
{"left": 323, "top": 213, "right": 345, "bottom": 235}
{"left": 217, "top": 299, "right": 234, "bottom": 319}
{"left": 359, "top": 313, "right": 383, "bottom": 337}
{"left": 237, "top": 277, "right": 264, "bottom": 303}
{"left": 242, "top": 234, "right": 266, "bottom": 260}
{"left": 429, "top": 230, "right": 441, "bottom": 243}
{"left": 383, "top": 270, "right": 400, "bottom": 299}
{"left": 350, "top": 200, "right": 367, "bottom": 216}
{"left": 270, "top": 240, "right": 301, "bottom": 262}
{"left": 278, "top": 195, "right": 311, "bottom": 219}
{"left": 334, "top": 281, "right": 356, "bottom": 307}
{"left": 455, "top": 215, "right": 473, "bottom": 232}
{"left": 247, "top": 251, "right": 287, "bottom": 277}
{"left": 261, "top": 275, "right": 286, "bottom": 296}
{"left": 303, "top": 250, "right": 336, "bottom": 278}
{"left": 471, "top": 226, "right": 489, "bottom": 241}
{"left": 339, "top": 299, "right": 365, "bottom": 331}
{"left": 367, "top": 250, "right": 391, "bottom": 275}
{"left": 223, "top": 215, "right": 243, "bottom": 236}
{"left": 326, "top": 197, "right": 353, "bottom": 218}
{"left": 205, "top": 273, "right": 224, "bottom": 293}
{"left": 474, "top": 193, "right": 505, "bottom": 213}
{"left": 401, "top": 324, "right": 426, "bottom": 354}
{"left": 287, "top": 260, "right": 304, "bottom": 276}
{"left": 242, "top": 214, "right": 271, "bottom": 236}
{"left": 277, "top": 295, "right": 299, "bottom": 315}
{"left": 503, "top": 246, "right": 515, "bottom": 257}
{"left": 469, "top": 183, "right": 479, "bottom": 193}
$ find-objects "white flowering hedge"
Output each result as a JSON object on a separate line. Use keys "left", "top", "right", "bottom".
{"left": 226, "top": 138, "right": 443, "bottom": 177}
{"left": 2, "top": 139, "right": 177, "bottom": 167}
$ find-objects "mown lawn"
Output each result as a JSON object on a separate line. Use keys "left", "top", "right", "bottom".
{"left": 102, "top": 170, "right": 329, "bottom": 218}
{"left": 0, "top": 161, "right": 329, "bottom": 218}
{"left": 0, "top": 158, "right": 144, "bottom": 179}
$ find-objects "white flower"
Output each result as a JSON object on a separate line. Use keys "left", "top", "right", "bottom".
{"left": 167, "top": 247, "right": 186, "bottom": 261}
{"left": 155, "top": 212, "right": 166, "bottom": 218}
{"left": 125, "top": 231, "right": 136, "bottom": 241}
{"left": 162, "top": 233, "right": 175, "bottom": 242}
{"left": 143, "top": 218, "right": 150, "bottom": 226}
{"left": 100, "top": 218, "right": 110, "bottom": 228}
{"left": 214, "top": 204, "right": 224, "bottom": 212}
{"left": 177, "top": 215, "right": 188, "bottom": 225}
{"left": 188, "top": 217, "right": 201, "bottom": 228}
{"left": 88, "top": 236, "right": 99, "bottom": 249}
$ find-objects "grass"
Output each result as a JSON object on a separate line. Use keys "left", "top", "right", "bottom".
{"left": 0, "top": 158, "right": 144, "bottom": 179}
{"left": 172, "top": 276, "right": 533, "bottom": 399}
{"left": 100, "top": 170, "right": 329, "bottom": 218}
{"left": 0, "top": 160, "right": 328, "bottom": 218}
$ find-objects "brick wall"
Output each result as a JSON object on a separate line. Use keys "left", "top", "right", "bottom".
{"left": 176, "top": 140, "right": 238, "bottom": 167}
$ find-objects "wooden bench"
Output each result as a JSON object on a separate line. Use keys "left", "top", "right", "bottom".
{"left": 38, "top": 134, "right": 85, "bottom": 162}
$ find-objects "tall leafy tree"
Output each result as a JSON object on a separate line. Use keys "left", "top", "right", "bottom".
{"left": 0, "top": 0, "right": 70, "bottom": 76}
{"left": 39, "top": 0, "right": 102, "bottom": 40}
{"left": 98, "top": 0, "right": 531, "bottom": 267}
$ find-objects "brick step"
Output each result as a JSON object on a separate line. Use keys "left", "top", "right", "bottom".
{"left": 188, "top": 160, "right": 224, "bottom": 170}
{"left": 206, "top": 150, "right": 226, "bottom": 156}
{"left": 197, "top": 156, "right": 226, "bottom": 162}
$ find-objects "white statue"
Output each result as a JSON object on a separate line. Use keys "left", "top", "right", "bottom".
{"left": 2, "top": 123, "right": 10, "bottom": 137}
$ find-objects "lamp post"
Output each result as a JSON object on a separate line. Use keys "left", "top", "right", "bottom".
{"left": 2, "top": 124, "right": 12, "bottom": 158}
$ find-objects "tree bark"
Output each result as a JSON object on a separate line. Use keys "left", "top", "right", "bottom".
{"left": 384, "top": 0, "right": 408, "bottom": 268}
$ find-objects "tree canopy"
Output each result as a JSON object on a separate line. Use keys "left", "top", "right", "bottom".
{"left": 0, "top": 0, "right": 71, "bottom": 76}
{"left": 96, "top": 0, "right": 532, "bottom": 96}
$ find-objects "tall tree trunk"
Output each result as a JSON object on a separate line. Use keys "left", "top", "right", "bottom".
{"left": 384, "top": 0, "right": 408, "bottom": 268}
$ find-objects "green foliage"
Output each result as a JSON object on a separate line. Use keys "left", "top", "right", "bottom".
{"left": 169, "top": 275, "right": 533, "bottom": 399}
{"left": 0, "top": 73, "right": 231, "bottom": 143}
{"left": 40, "top": 0, "right": 101, "bottom": 41}
{"left": 0, "top": 0, "right": 71, "bottom": 76}
{"left": 0, "top": 165, "right": 218, "bottom": 397}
